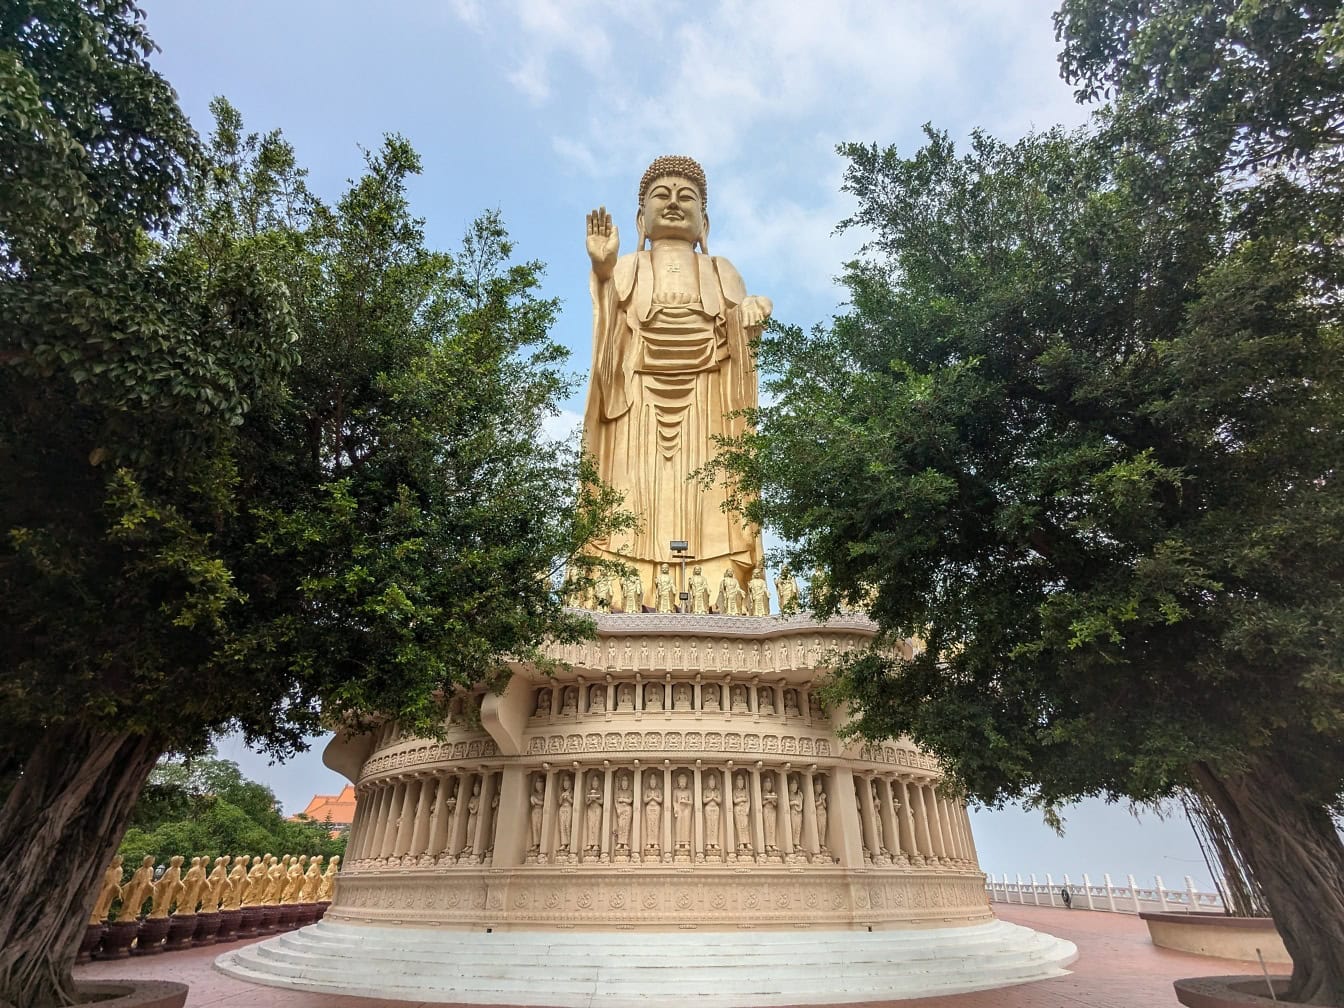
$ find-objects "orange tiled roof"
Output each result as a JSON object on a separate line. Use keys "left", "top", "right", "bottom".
{"left": 292, "top": 784, "right": 357, "bottom": 828}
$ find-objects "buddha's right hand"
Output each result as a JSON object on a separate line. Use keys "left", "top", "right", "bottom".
{"left": 586, "top": 206, "right": 619, "bottom": 279}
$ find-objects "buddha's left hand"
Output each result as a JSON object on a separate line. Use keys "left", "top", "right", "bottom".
{"left": 740, "top": 295, "right": 773, "bottom": 328}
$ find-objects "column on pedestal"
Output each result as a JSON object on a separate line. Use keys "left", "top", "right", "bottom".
{"left": 691, "top": 765, "right": 705, "bottom": 862}
{"left": 828, "top": 766, "right": 864, "bottom": 868}
{"left": 629, "top": 765, "right": 643, "bottom": 862}
{"left": 567, "top": 767, "right": 585, "bottom": 864}
{"left": 377, "top": 780, "right": 405, "bottom": 859}
{"left": 408, "top": 775, "right": 436, "bottom": 859}
{"left": 913, "top": 781, "right": 937, "bottom": 864}
{"left": 894, "top": 777, "right": 918, "bottom": 865}
{"left": 962, "top": 804, "right": 981, "bottom": 866}
{"left": 481, "top": 771, "right": 503, "bottom": 861}
{"left": 748, "top": 765, "right": 766, "bottom": 862}
{"left": 923, "top": 783, "right": 948, "bottom": 864}
{"left": 855, "top": 776, "right": 880, "bottom": 865}
{"left": 426, "top": 773, "right": 455, "bottom": 860}
{"left": 946, "top": 795, "right": 970, "bottom": 864}
{"left": 599, "top": 766, "right": 615, "bottom": 863}
{"left": 876, "top": 777, "right": 904, "bottom": 865}
{"left": 661, "top": 764, "right": 674, "bottom": 861}
{"left": 800, "top": 769, "right": 819, "bottom": 861}
{"left": 347, "top": 786, "right": 374, "bottom": 861}
{"left": 393, "top": 779, "right": 422, "bottom": 859}
{"left": 445, "top": 772, "right": 471, "bottom": 861}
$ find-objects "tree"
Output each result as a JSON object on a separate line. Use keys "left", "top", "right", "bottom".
{"left": 0, "top": 11, "right": 620, "bottom": 1008}
{"left": 117, "top": 752, "right": 346, "bottom": 870}
{"left": 708, "top": 4, "right": 1344, "bottom": 1002}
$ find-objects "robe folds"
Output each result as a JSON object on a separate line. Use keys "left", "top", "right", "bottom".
{"left": 582, "top": 249, "right": 764, "bottom": 597}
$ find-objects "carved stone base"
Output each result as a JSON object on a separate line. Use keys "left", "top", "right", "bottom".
{"left": 164, "top": 913, "right": 197, "bottom": 951}
{"left": 236, "top": 906, "right": 261, "bottom": 939}
{"left": 77, "top": 923, "right": 105, "bottom": 963}
{"left": 255, "top": 906, "right": 279, "bottom": 935}
{"left": 216, "top": 909, "right": 242, "bottom": 943}
{"left": 98, "top": 920, "right": 140, "bottom": 960}
{"left": 191, "top": 911, "right": 222, "bottom": 947}
{"left": 326, "top": 867, "right": 992, "bottom": 931}
{"left": 133, "top": 916, "right": 169, "bottom": 955}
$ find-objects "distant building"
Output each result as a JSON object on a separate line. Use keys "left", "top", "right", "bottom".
{"left": 290, "top": 784, "right": 356, "bottom": 836}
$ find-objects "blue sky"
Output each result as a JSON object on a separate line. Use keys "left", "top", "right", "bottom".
{"left": 141, "top": 0, "right": 1211, "bottom": 888}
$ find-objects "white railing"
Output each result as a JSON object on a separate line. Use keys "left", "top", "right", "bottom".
{"left": 986, "top": 872, "right": 1227, "bottom": 915}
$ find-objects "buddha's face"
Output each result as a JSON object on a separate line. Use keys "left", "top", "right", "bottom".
{"left": 641, "top": 175, "right": 705, "bottom": 244}
{"left": 661, "top": 563, "right": 669, "bottom": 573}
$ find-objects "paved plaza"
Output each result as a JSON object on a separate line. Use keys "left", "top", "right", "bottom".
{"left": 76, "top": 903, "right": 1275, "bottom": 1007}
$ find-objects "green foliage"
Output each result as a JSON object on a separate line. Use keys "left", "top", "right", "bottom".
{"left": 118, "top": 753, "right": 345, "bottom": 864}
{"left": 0, "top": 7, "right": 622, "bottom": 1000}
{"left": 712, "top": 13, "right": 1344, "bottom": 815}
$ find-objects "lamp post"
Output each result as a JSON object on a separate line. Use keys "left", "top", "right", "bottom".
{"left": 670, "top": 541, "right": 693, "bottom": 614}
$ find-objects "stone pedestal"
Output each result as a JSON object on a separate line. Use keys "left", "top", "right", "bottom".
{"left": 133, "top": 917, "right": 169, "bottom": 955}
{"left": 216, "top": 909, "right": 242, "bottom": 943}
{"left": 191, "top": 911, "right": 222, "bottom": 947}
{"left": 98, "top": 920, "right": 140, "bottom": 960}
{"left": 77, "top": 923, "right": 105, "bottom": 963}
{"left": 236, "top": 906, "right": 261, "bottom": 939}
{"left": 255, "top": 907, "right": 278, "bottom": 935}
{"left": 164, "top": 914, "right": 196, "bottom": 951}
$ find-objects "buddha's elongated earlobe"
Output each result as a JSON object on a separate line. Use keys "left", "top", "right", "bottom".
{"left": 699, "top": 212, "right": 710, "bottom": 254}
{"left": 636, "top": 209, "right": 647, "bottom": 250}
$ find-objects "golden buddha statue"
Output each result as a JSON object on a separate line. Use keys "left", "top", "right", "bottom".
{"left": 582, "top": 156, "right": 769, "bottom": 594}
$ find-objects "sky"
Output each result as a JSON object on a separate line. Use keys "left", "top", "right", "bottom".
{"left": 140, "top": 0, "right": 1213, "bottom": 890}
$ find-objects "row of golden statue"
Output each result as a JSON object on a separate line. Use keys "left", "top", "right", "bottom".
{"left": 81, "top": 852, "right": 341, "bottom": 961}
{"left": 573, "top": 564, "right": 803, "bottom": 616}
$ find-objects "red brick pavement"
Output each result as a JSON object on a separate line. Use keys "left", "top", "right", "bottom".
{"left": 75, "top": 904, "right": 1277, "bottom": 1007}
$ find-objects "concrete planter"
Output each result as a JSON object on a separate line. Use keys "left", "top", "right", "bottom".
{"left": 74, "top": 980, "right": 187, "bottom": 1008}
{"left": 1141, "top": 912, "right": 1291, "bottom": 965}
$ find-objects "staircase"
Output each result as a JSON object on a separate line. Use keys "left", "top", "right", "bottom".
{"left": 215, "top": 919, "right": 1078, "bottom": 1006}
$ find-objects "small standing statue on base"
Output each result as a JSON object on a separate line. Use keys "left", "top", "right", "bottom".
{"left": 717, "top": 569, "right": 745, "bottom": 615}
{"left": 775, "top": 566, "right": 801, "bottom": 615}
{"left": 655, "top": 563, "right": 677, "bottom": 613}
{"left": 747, "top": 567, "right": 770, "bottom": 616}
{"left": 688, "top": 565, "right": 711, "bottom": 614}
{"left": 90, "top": 856, "right": 124, "bottom": 924}
{"left": 557, "top": 774, "right": 575, "bottom": 861}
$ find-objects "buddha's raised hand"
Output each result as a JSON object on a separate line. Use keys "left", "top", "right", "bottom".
{"left": 586, "top": 206, "right": 619, "bottom": 279}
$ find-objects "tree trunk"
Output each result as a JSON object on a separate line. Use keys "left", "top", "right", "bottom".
{"left": 1194, "top": 759, "right": 1344, "bottom": 1005}
{"left": 0, "top": 727, "right": 163, "bottom": 1008}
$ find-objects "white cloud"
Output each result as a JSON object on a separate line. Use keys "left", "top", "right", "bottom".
{"left": 446, "top": 0, "right": 1091, "bottom": 327}
{"left": 541, "top": 407, "right": 584, "bottom": 446}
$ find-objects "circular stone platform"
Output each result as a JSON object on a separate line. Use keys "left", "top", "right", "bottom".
{"left": 215, "top": 918, "right": 1078, "bottom": 1006}
{"left": 227, "top": 612, "right": 1076, "bottom": 1004}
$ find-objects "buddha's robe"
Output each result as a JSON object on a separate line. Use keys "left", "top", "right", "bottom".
{"left": 583, "top": 249, "right": 764, "bottom": 590}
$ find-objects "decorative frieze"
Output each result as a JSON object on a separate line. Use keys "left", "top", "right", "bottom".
{"left": 328, "top": 869, "right": 992, "bottom": 930}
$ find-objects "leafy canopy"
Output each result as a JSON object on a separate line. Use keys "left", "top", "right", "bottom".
{"left": 711, "top": 2, "right": 1344, "bottom": 816}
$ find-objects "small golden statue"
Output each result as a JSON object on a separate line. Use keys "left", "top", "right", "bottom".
{"left": 89, "top": 855, "right": 124, "bottom": 924}
{"left": 148, "top": 855, "right": 184, "bottom": 919}
{"left": 317, "top": 855, "right": 341, "bottom": 902}
{"left": 119, "top": 856, "right": 156, "bottom": 920}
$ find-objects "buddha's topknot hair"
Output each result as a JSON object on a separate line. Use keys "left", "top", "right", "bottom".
{"left": 638, "top": 155, "right": 707, "bottom": 209}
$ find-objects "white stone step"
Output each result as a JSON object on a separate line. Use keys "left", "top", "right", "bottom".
{"left": 215, "top": 919, "right": 1077, "bottom": 1006}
